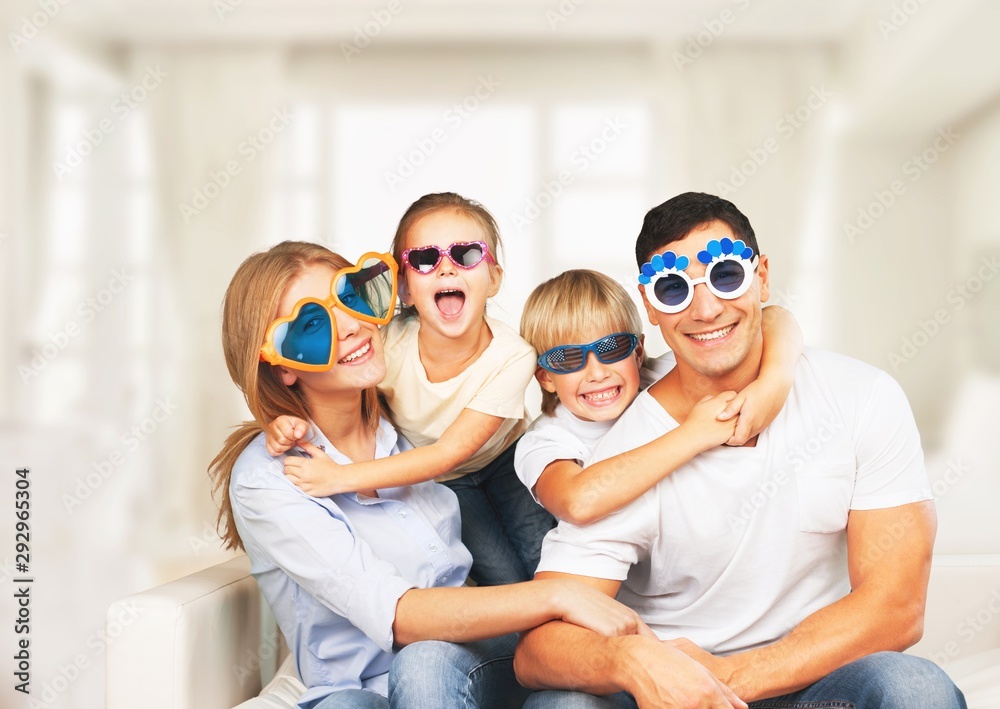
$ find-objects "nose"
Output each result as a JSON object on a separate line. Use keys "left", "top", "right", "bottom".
{"left": 687, "top": 281, "right": 725, "bottom": 322}
{"left": 582, "top": 352, "right": 612, "bottom": 381}
{"left": 435, "top": 249, "right": 457, "bottom": 276}
{"left": 331, "top": 306, "right": 362, "bottom": 339}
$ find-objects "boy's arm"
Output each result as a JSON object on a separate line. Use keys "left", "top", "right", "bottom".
{"left": 534, "top": 393, "right": 736, "bottom": 525}
{"left": 284, "top": 409, "right": 504, "bottom": 496}
{"left": 671, "top": 501, "right": 934, "bottom": 701}
{"left": 721, "top": 305, "right": 803, "bottom": 445}
{"left": 514, "top": 572, "right": 746, "bottom": 708}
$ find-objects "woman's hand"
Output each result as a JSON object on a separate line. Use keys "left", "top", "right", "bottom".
{"left": 283, "top": 440, "right": 344, "bottom": 497}
{"left": 265, "top": 415, "right": 309, "bottom": 456}
{"left": 548, "top": 578, "right": 657, "bottom": 639}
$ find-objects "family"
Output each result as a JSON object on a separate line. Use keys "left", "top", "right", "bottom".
{"left": 208, "top": 191, "right": 967, "bottom": 708}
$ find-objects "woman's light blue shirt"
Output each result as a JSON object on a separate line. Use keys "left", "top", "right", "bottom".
{"left": 229, "top": 416, "right": 473, "bottom": 708}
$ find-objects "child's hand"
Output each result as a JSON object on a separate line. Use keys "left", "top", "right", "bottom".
{"left": 716, "top": 377, "right": 787, "bottom": 446}
{"left": 265, "top": 415, "right": 310, "bottom": 457}
{"left": 683, "top": 392, "right": 739, "bottom": 450}
{"left": 283, "top": 440, "right": 343, "bottom": 497}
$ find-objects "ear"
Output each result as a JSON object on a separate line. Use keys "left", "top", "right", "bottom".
{"left": 534, "top": 366, "right": 557, "bottom": 394}
{"left": 756, "top": 254, "right": 770, "bottom": 304}
{"left": 635, "top": 333, "right": 645, "bottom": 363}
{"left": 275, "top": 365, "right": 298, "bottom": 387}
{"left": 638, "top": 284, "right": 660, "bottom": 327}
{"left": 487, "top": 264, "right": 503, "bottom": 298}
{"left": 399, "top": 277, "right": 413, "bottom": 307}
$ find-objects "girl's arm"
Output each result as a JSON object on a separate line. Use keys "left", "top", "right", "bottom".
{"left": 283, "top": 409, "right": 505, "bottom": 496}
{"left": 534, "top": 392, "right": 737, "bottom": 525}
{"left": 393, "top": 576, "right": 655, "bottom": 646}
{"left": 718, "top": 305, "right": 803, "bottom": 445}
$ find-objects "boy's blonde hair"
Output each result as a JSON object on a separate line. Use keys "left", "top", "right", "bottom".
{"left": 520, "top": 269, "right": 645, "bottom": 416}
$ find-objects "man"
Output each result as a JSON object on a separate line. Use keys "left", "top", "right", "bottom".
{"left": 514, "top": 192, "right": 966, "bottom": 708}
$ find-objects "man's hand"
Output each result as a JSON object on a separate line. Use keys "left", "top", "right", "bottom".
{"left": 624, "top": 637, "right": 747, "bottom": 709}
{"left": 284, "top": 440, "right": 343, "bottom": 497}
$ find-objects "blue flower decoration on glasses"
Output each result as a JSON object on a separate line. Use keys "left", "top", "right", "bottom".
{"left": 638, "top": 238, "right": 759, "bottom": 314}
{"left": 697, "top": 237, "right": 754, "bottom": 265}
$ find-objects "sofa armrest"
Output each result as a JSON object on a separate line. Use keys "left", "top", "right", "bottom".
{"left": 106, "top": 555, "right": 282, "bottom": 709}
{"left": 909, "top": 554, "right": 1000, "bottom": 667}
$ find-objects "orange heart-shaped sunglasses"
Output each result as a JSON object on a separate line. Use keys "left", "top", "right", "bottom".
{"left": 259, "top": 252, "right": 398, "bottom": 372}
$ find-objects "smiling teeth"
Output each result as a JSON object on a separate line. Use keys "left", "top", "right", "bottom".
{"left": 583, "top": 387, "right": 620, "bottom": 402}
{"left": 340, "top": 341, "right": 371, "bottom": 363}
{"left": 689, "top": 324, "right": 735, "bottom": 341}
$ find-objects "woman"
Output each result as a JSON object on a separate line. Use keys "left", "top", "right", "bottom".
{"left": 209, "top": 241, "right": 648, "bottom": 709}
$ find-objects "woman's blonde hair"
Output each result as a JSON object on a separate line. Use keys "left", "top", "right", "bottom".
{"left": 521, "top": 269, "right": 645, "bottom": 416}
{"left": 208, "top": 241, "right": 383, "bottom": 551}
{"left": 390, "top": 192, "right": 504, "bottom": 318}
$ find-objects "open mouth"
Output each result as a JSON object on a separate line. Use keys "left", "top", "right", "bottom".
{"left": 338, "top": 340, "right": 372, "bottom": 365}
{"left": 434, "top": 288, "right": 466, "bottom": 319}
{"left": 687, "top": 323, "right": 736, "bottom": 343}
{"left": 580, "top": 385, "right": 622, "bottom": 406}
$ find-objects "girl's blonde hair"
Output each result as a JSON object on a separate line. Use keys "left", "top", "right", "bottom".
{"left": 521, "top": 269, "right": 645, "bottom": 416}
{"left": 390, "top": 192, "right": 504, "bottom": 318}
{"left": 208, "top": 241, "right": 383, "bottom": 551}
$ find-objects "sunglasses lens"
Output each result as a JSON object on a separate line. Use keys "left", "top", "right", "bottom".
{"left": 545, "top": 346, "right": 585, "bottom": 374}
{"left": 595, "top": 334, "right": 636, "bottom": 363}
{"left": 449, "top": 242, "right": 486, "bottom": 267}
{"left": 337, "top": 258, "right": 394, "bottom": 320}
{"left": 653, "top": 273, "right": 690, "bottom": 308}
{"left": 709, "top": 260, "right": 748, "bottom": 296}
{"left": 274, "top": 302, "right": 332, "bottom": 366}
{"left": 406, "top": 247, "right": 441, "bottom": 273}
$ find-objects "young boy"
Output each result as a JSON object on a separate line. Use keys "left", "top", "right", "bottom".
{"left": 515, "top": 269, "right": 800, "bottom": 524}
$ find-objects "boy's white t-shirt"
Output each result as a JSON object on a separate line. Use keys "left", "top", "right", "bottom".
{"left": 515, "top": 352, "right": 677, "bottom": 502}
{"left": 537, "top": 348, "right": 933, "bottom": 654}
{"left": 379, "top": 315, "right": 536, "bottom": 481}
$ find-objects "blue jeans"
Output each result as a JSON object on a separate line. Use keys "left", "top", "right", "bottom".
{"left": 442, "top": 440, "right": 556, "bottom": 586}
{"left": 389, "top": 633, "right": 532, "bottom": 708}
{"left": 525, "top": 652, "right": 967, "bottom": 709}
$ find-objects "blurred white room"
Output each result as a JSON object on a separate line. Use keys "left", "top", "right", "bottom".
{"left": 1, "top": 0, "right": 1000, "bottom": 707}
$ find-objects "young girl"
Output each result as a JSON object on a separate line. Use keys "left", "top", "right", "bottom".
{"left": 516, "top": 269, "right": 801, "bottom": 525}
{"left": 266, "top": 193, "right": 556, "bottom": 586}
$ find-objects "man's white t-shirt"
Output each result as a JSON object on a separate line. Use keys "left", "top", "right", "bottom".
{"left": 536, "top": 348, "right": 933, "bottom": 655}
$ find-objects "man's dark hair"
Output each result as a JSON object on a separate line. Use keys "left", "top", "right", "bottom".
{"left": 634, "top": 192, "right": 759, "bottom": 268}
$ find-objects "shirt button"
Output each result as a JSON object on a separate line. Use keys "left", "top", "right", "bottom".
{"left": 398, "top": 511, "right": 407, "bottom": 518}
{"left": 429, "top": 544, "right": 438, "bottom": 552}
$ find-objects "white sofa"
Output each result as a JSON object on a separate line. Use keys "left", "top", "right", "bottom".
{"left": 107, "top": 374, "right": 1000, "bottom": 708}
